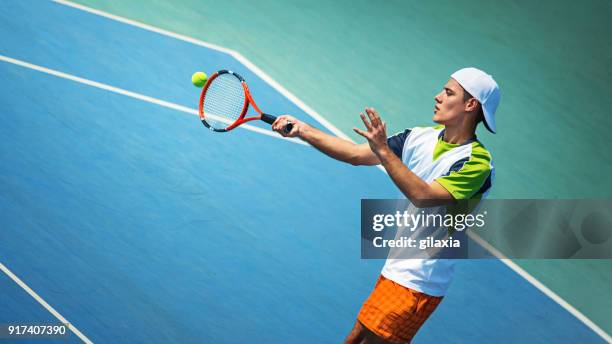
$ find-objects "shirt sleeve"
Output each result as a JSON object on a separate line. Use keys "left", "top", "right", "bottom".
{"left": 435, "top": 147, "right": 492, "bottom": 200}
{"left": 387, "top": 129, "right": 411, "bottom": 159}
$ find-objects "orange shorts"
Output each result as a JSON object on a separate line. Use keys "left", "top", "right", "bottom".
{"left": 357, "top": 275, "right": 443, "bottom": 343}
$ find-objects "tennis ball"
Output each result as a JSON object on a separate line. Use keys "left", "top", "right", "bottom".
{"left": 191, "top": 71, "right": 208, "bottom": 88}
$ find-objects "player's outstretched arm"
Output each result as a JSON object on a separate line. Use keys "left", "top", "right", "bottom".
{"left": 272, "top": 115, "right": 379, "bottom": 166}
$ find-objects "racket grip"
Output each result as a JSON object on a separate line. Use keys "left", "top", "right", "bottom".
{"left": 262, "top": 113, "right": 293, "bottom": 134}
{"left": 261, "top": 113, "right": 277, "bottom": 125}
{"left": 284, "top": 122, "right": 294, "bottom": 134}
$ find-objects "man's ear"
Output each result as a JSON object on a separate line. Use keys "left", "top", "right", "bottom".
{"left": 465, "top": 98, "right": 480, "bottom": 113}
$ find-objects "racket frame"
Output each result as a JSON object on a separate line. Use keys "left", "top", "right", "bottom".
{"left": 199, "top": 70, "right": 277, "bottom": 132}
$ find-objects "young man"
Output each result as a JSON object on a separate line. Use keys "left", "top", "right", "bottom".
{"left": 272, "top": 67, "right": 500, "bottom": 343}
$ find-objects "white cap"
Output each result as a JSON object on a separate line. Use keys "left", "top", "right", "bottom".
{"left": 451, "top": 67, "right": 500, "bottom": 133}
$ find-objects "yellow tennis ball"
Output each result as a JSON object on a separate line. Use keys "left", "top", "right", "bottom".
{"left": 191, "top": 71, "right": 208, "bottom": 88}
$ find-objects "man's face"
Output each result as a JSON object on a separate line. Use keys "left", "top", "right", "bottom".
{"left": 432, "top": 78, "right": 468, "bottom": 125}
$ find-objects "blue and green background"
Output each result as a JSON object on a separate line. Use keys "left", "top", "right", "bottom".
{"left": 1, "top": 1, "right": 610, "bottom": 342}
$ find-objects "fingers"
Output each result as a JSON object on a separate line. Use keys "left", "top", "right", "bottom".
{"left": 359, "top": 112, "right": 373, "bottom": 131}
{"left": 353, "top": 127, "right": 369, "bottom": 138}
{"left": 365, "top": 107, "right": 377, "bottom": 126}
{"left": 272, "top": 115, "right": 291, "bottom": 130}
{"left": 272, "top": 115, "right": 299, "bottom": 137}
{"left": 272, "top": 115, "right": 288, "bottom": 131}
{"left": 365, "top": 107, "right": 382, "bottom": 127}
{"left": 359, "top": 107, "right": 384, "bottom": 132}
{"left": 360, "top": 107, "right": 382, "bottom": 130}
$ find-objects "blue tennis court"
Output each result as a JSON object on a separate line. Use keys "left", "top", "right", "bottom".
{"left": 0, "top": 2, "right": 608, "bottom": 343}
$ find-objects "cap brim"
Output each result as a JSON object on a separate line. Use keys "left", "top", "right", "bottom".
{"left": 482, "top": 105, "right": 497, "bottom": 134}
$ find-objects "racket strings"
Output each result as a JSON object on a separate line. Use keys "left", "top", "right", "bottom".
{"left": 202, "top": 73, "right": 246, "bottom": 130}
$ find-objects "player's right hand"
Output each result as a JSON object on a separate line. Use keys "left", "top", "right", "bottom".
{"left": 272, "top": 115, "right": 303, "bottom": 138}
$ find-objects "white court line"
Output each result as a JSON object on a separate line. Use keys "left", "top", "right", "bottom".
{"left": 0, "top": 55, "right": 307, "bottom": 146}
{"left": 13, "top": 1, "right": 609, "bottom": 342}
{"left": 53, "top": 0, "right": 351, "bottom": 141}
{"left": 468, "top": 232, "right": 612, "bottom": 343}
{"left": 0, "top": 263, "right": 93, "bottom": 343}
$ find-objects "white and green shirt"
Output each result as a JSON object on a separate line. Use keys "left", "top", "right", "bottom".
{"left": 382, "top": 125, "right": 493, "bottom": 296}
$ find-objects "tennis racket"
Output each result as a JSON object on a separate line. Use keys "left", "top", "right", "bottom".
{"left": 198, "top": 70, "right": 293, "bottom": 134}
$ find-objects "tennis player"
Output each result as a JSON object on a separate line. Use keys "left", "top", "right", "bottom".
{"left": 273, "top": 67, "right": 500, "bottom": 343}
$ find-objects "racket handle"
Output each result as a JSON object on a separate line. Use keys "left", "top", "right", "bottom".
{"left": 261, "top": 113, "right": 277, "bottom": 125}
{"left": 262, "top": 113, "right": 294, "bottom": 134}
{"left": 284, "top": 122, "right": 294, "bottom": 134}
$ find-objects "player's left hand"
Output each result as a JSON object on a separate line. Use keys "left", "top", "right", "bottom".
{"left": 353, "top": 107, "right": 389, "bottom": 156}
